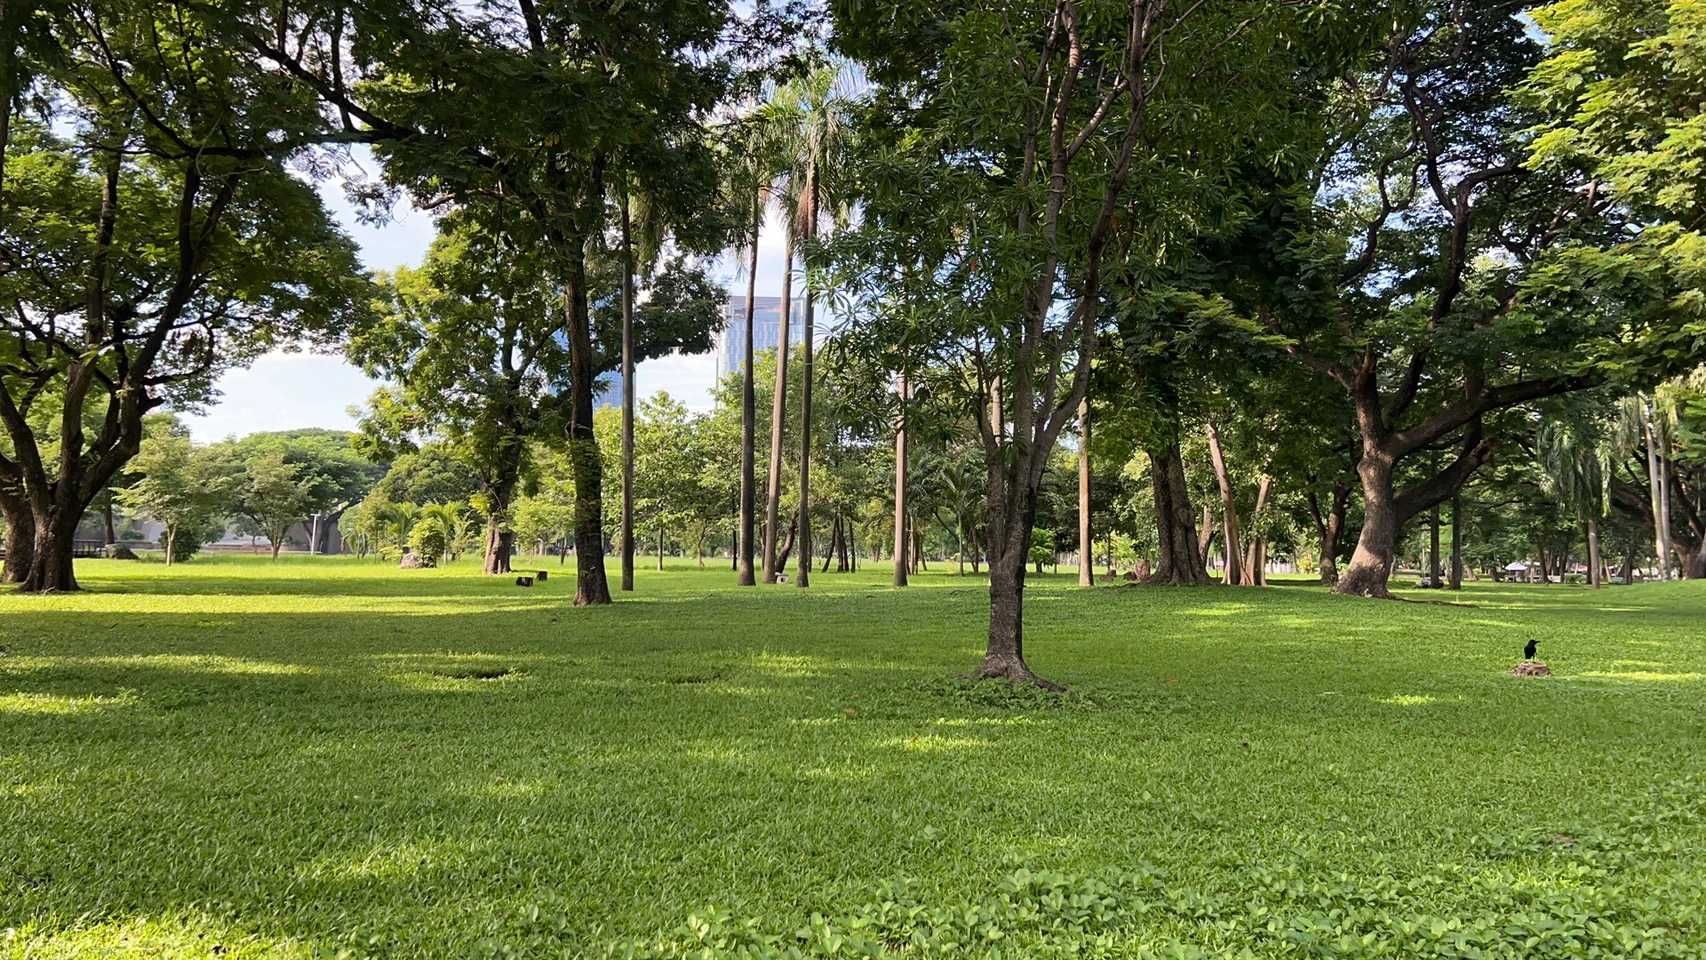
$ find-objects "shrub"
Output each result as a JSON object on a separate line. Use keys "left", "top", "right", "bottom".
{"left": 408, "top": 521, "right": 447, "bottom": 567}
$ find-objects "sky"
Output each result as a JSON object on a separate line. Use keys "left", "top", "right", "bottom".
{"left": 182, "top": 165, "right": 801, "bottom": 443}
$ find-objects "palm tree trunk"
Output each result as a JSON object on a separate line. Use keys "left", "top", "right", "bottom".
{"left": 762, "top": 224, "right": 794, "bottom": 583}
{"left": 738, "top": 192, "right": 760, "bottom": 587}
{"left": 893, "top": 370, "right": 909, "bottom": 587}
{"left": 796, "top": 170, "right": 817, "bottom": 589}
{"left": 1078, "top": 398, "right": 1092, "bottom": 588}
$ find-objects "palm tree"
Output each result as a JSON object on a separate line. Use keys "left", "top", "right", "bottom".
{"left": 383, "top": 502, "right": 420, "bottom": 553}
{"left": 766, "top": 61, "right": 859, "bottom": 589}
{"left": 1540, "top": 419, "right": 1610, "bottom": 587}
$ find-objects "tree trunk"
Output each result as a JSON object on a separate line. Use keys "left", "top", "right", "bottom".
{"left": 893, "top": 371, "right": 909, "bottom": 587}
{"left": 1204, "top": 418, "right": 1242, "bottom": 585}
{"left": 796, "top": 171, "right": 818, "bottom": 590}
{"left": 620, "top": 191, "right": 637, "bottom": 592}
{"left": 1078, "top": 399, "right": 1092, "bottom": 588}
{"left": 1307, "top": 482, "right": 1348, "bottom": 586}
{"left": 271, "top": 537, "right": 283, "bottom": 562}
{"left": 1, "top": 493, "right": 33, "bottom": 584}
{"left": 1449, "top": 493, "right": 1464, "bottom": 590}
{"left": 483, "top": 523, "right": 514, "bottom": 575}
{"left": 20, "top": 504, "right": 80, "bottom": 590}
{"left": 1585, "top": 515, "right": 1602, "bottom": 588}
{"left": 1644, "top": 413, "right": 1670, "bottom": 579}
{"left": 565, "top": 240, "right": 611, "bottom": 606}
{"left": 775, "top": 510, "right": 798, "bottom": 572}
{"left": 103, "top": 494, "right": 117, "bottom": 545}
{"left": 762, "top": 224, "right": 794, "bottom": 584}
{"left": 1240, "top": 474, "right": 1272, "bottom": 586}
{"left": 658, "top": 528, "right": 665, "bottom": 571}
{"left": 738, "top": 192, "right": 760, "bottom": 587}
{"left": 1146, "top": 438, "right": 1210, "bottom": 585}
{"left": 1336, "top": 454, "right": 1398, "bottom": 597}
{"left": 1428, "top": 504, "right": 1441, "bottom": 586}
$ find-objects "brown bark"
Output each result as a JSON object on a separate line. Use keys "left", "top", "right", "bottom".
{"left": 1204, "top": 418, "right": 1242, "bottom": 585}
{"left": 565, "top": 239, "right": 611, "bottom": 606}
{"left": 1146, "top": 438, "right": 1209, "bottom": 585}
{"left": 2, "top": 491, "right": 34, "bottom": 583}
{"left": 775, "top": 510, "right": 798, "bottom": 572}
{"left": 1240, "top": 474, "right": 1272, "bottom": 586}
{"left": 1306, "top": 482, "right": 1350, "bottom": 586}
{"left": 762, "top": 224, "right": 794, "bottom": 583}
{"left": 483, "top": 522, "right": 513, "bottom": 575}
{"left": 1337, "top": 453, "right": 1398, "bottom": 597}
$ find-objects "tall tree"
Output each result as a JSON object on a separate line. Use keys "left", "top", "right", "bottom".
{"left": 0, "top": 3, "right": 367, "bottom": 591}
{"left": 833, "top": 0, "right": 1345, "bottom": 682}
{"left": 1259, "top": 0, "right": 1695, "bottom": 597}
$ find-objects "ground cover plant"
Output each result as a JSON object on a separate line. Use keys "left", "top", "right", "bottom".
{"left": 3, "top": 556, "right": 1703, "bottom": 958}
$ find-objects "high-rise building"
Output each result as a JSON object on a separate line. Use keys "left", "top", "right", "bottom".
{"left": 593, "top": 368, "right": 623, "bottom": 410}
{"left": 715, "top": 296, "right": 811, "bottom": 380}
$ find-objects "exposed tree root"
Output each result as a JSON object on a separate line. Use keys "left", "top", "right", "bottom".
{"left": 971, "top": 655, "right": 1066, "bottom": 693}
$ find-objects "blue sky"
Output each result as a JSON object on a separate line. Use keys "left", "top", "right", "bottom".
{"left": 183, "top": 167, "right": 800, "bottom": 442}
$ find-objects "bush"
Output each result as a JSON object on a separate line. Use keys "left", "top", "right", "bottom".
{"left": 169, "top": 520, "right": 225, "bottom": 563}
{"left": 408, "top": 522, "right": 447, "bottom": 567}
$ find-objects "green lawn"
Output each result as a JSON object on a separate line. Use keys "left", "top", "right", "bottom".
{"left": 2, "top": 556, "right": 1704, "bottom": 958}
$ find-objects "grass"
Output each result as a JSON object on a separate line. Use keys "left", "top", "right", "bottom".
{"left": 2, "top": 554, "right": 1704, "bottom": 958}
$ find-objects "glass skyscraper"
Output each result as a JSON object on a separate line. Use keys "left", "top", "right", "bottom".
{"left": 715, "top": 296, "right": 810, "bottom": 380}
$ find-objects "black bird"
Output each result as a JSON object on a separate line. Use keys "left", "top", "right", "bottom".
{"left": 1524, "top": 639, "right": 1538, "bottom": 660}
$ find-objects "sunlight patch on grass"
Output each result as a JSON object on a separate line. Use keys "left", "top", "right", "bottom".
{"left": 0, "top": 690, "right": 137, "bottom": 715}
{"left": 750, "top": 651, "right": 828, "bottom": 678}
{"left": 882, "top": 734, "right": 993, "bottom": 753}
{"left": 1576, "top": 670, "right": 1703, "bottom": 684}
{"left": 78, "top": 654, "right": 316, "bottom": 676}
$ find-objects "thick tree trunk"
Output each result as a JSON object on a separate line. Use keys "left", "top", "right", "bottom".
{"left": 762, "top": 226, "right": 794, "bottom": 584}
{"left": 620, "top": 192, "right": 636, "bottom": 592}
{"left": 1078, "top": 400, "right": 1093, "bottom": 587}
{"left": 738, "top": 194, "right": 760, "bottom": 587}
{"left": 1146, "top": 438, "right": 1210, "bottom": 585}
{"left": 1336, "top": 454, "right": 1398, "bottom": 598}
{"left": 103, "top": 495, "right": 117, "bottom": 545}
{"left": 483, "top": 523, "right": 513, "bottom": 575}
{"left": 1687, "top": 537, "right": 1706, "bottom": 580}
{"left": 893, "top": 371, "right": 908, "bottom": 587}
{"left": 1, "top": 493, "right": 33, "bottom": 584}
{"left": 21, "top": 507, "right": 80, "bottom": 591}
{"left": 565, "top": 243, "right": 611, "bottom": 606}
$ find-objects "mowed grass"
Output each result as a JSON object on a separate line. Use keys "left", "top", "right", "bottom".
{"left": 2, "top": 555, "right": 1704, "bottom": 958}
